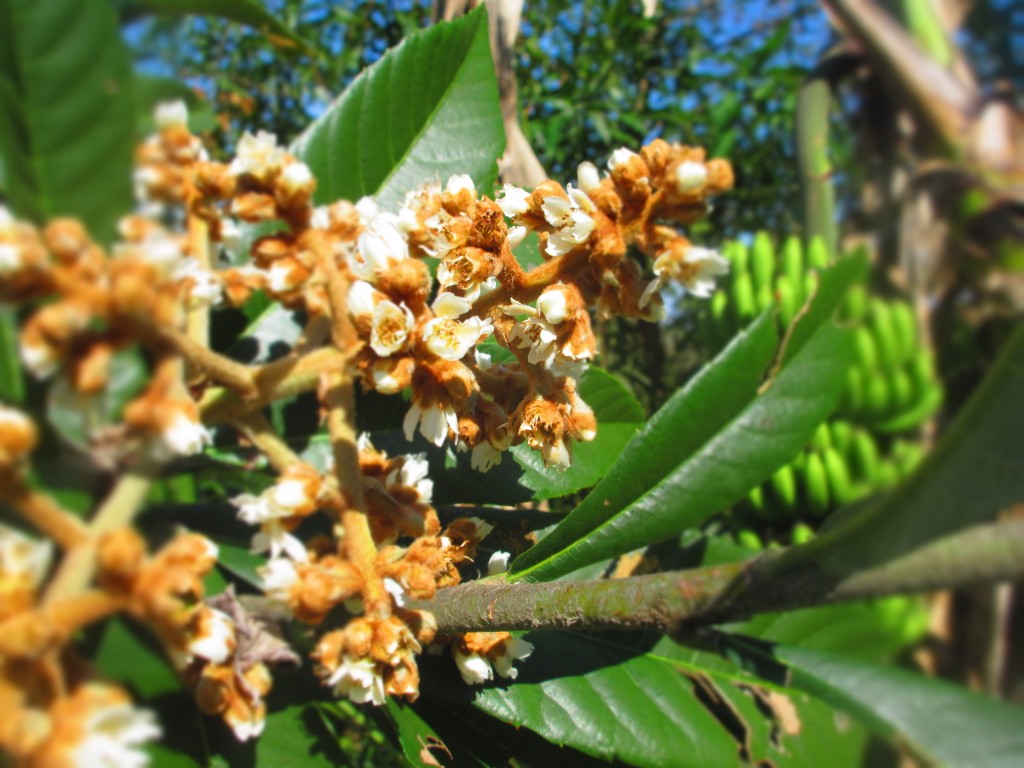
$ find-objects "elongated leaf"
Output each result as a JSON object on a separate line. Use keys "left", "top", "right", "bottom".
{"left": 293, "top": 6, "right": 504, "bottom": 210}
{"left": 511, "top": 367, "right": 645, "bottom": 499}
{"left": 721, "top": 636, "right": 1024, "bottom": 767}
{"left": 514, "top": 322, "right": 854, "bottom": 582}
{"left": 805, "top": 324, "right": 1024, "bottom": 574}
{"left": 461, "top": 632, "right": 868, "bottom": 768}
{"left": 0, "top": 0, "right": 134, "bottom": 241}
{"left": 128, "top": 0, "right": 309, "bottom": 50}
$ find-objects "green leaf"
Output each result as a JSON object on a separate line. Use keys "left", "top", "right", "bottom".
{"left": 292, "top": 6, "right": 504, "bottom": 210}
{"left": 382, "top": 700, "right": 449, "bottom": 767}
{"left": 0, "top": 307, "right": 23, "bottom": 402}
{"left": 127, "top": 0, "right": 309, "bottom": 51}
{"left": 464, "top": 632, "right": 868, "bottom": 767}
{"left": 510, "top": 367, "right": 645, "bottom": 500}
{"left": 805, "top": 324, "right": 1024, "bottom": 575}
{"left": 0, "top": 0, "right": 135, "bottom": 241}
{"left": 720, "top": 636, "right": 1024, "bottom": 767}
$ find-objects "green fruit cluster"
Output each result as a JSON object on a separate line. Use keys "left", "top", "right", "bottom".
{"left": 737, "top": 419, "right": 926, "bottom": 525}
{"left": 700, "top": 232, "right": 943, "bottom": 536}
{"left": 837, "top": 286, "right": 943, "bottom": 431}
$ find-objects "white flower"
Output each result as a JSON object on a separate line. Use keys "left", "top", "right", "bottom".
{"left": 487, "top": 551, "right": 510, "bottom": 575}
{"left": 422, "top": 292, "right": 492, "bottom": 361}
{"left": 370, "top": 300, "right": 415, "bottom": 357}
{"left": 279, "top": 162, "right": 314, "bottom": 194}
{"left": 219, "top": 218, "right": 244, "bottom": 255}
{"left": 0, "top": 243, "right": 23, "bottom": 275}
{"left": 327, "top": 656, "right": 386, "bottom": 706}
{"left": 259, "top": 556, "right": 299, "bottom": 602}
{"left": 347, "top": 279, "right": 379, "bottom": 318}
{"left": 577, "top": 161, "right": 601, "bottom": 193}
{"left": 471, "top": 441, "right": 502, "bottom": 473}
{"left": 155, "top": 412, "right": 211, "bottom": 459}
{"left": 536, "top": 288, "right": 569, "bottom": 324}
{"left": 250, "top": 522, "right": 308, "bottom": 562}
{"left": 188, "top": 608, "right": 236, "bottom": 664}
{"left": 608, "top": 147, "right": 639, "bottom": 171}
{"left": 229, "top": 713, "right": 265, "bottom": 743}
{"left": 154, "top": 100, "right": 188, "bottom": 130}
{"left": 266, "top": 261, "right": 304, "bottom": 293}
{"left": 403, "top": 401, "right": 459, "bottom": 447}
{"left": 454, "top": 651, "right": 494, "bottom": 685}
{"left": 351, "top": 216, "right": 408, "bottom": 282}
{"left": 496, "top": 184, "right": 531, "bottom": 218}
{"left": 675, "top": 161, "right": 708, "bottom": 194}
{"left": 0, "top": 523, "right": 52, "bottom": 588}
{"left": 541, "top": 187, "right": 596, "bottom": 258}
{"left": 355, "top": 196, "right": 380, "bottom": 223}
{"left": 229, "top": 130, "right": 285, "bottom": 180}
{"left": 371, "top": 359, "right": 406, "bottom": 394}
{"left": 69, "top": 689, "right": 162, "bottom": 768}
{"left": 640, "top": 245, "right": 729, "bottom": 307}
{"left": 174, "top": 259, "right": 223, "bottom": 307}
{"left": 386, "top": 453, "right": 433, "bottom": 503}
{"left": 446, "top": 174, "right": 475, "bottom": 197}
{"left": 492, "top": 637, "right": 534, "bottom": 679}
{"left": 310, "top": 206, "right": 331, "bottom": 230}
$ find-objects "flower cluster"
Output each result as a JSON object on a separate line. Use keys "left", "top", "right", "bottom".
{"left": 0, "top": 98, "right": 731, "bottom": 758}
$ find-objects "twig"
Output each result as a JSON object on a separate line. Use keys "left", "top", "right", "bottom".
{"left": 418, "top": 520, "right": 1024, "bottom": 633}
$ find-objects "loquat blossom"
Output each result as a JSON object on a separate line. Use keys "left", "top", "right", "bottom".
{"left": 496, "top": 184, "right": 532, "bottom": 218}
{"left": 541, "top": 185, "right": 597, "bottom": 257}
{"left": 44, "top": 685, "right": 162, "bottom": 768}
{"left": 326, "top": 655, "right": 387, "bottom": 706}
{"left": 232, "top": 472, "right": 322, "bottom": 563}
{"left": 422, "top": 292, "right": 493, "bottom": 361}
{"left": 453, "top": 633, "right": 535, "bottom": 686}
{"left": 228, "top": 130, "right": 286, "bottom": 182}
{"left": 640, "top": 243, "right": 730, "bottom": 307}
{"left": 152, "top": 410, "right": 212, "bottom": 461}
{"left": 487, "top": 551, "right": 511, "bottom": 576}
{"left": 370, "top": 299, "right": 416, "bottom": 357}
{"left": 154, "top": 100, "right": 188, "bottom": 130}
{"left": 0, "top": 523, "right": 52, "bottom": 619}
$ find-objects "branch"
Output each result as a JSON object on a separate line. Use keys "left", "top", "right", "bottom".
{"left": 418, "top": 520, "right": 1024, "bottom": 633}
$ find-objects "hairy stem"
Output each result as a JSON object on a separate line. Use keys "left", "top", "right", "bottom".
{"left": 419, "top": 520, "right": 1024, "bottom": 633}
{"left": 230, "top": 411, "right": 304, "bottom": 473}
{"left": 42, "top": 457, "right": 161, "bottom": 604}
{"left": 5, "top": 482, "right": 90, "bottom": 549}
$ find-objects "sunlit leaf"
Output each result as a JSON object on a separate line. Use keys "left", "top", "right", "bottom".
{"left": 293, "top": 6, "right": 504, "bottom": 210}
{"left": 0, "top": 0, "right": 134, "bottom": 241}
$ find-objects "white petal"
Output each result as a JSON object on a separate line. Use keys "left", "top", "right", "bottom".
{"left": 431, "top": 291, "right": 472, "bottom": 318}
{"left": 487, "top": 551, "right": 510, "bottom": 575}
{"left": 454, "top": 651, "right": 493, "bottom": 685}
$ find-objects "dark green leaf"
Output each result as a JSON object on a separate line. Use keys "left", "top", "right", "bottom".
{"left": 292, "top": 6, "right": 504, "bottom": 210}
{"left": 0, "top": 0, "right": 135, "bottom": 241}
{"left": 511, "top": 367, "right": 645, "bottom": 500}
{"left": 720, "top": 636, "right": 1024, "bottom": 767}
{"left": 465, "top": 632, "right": 868, "bottom": 767}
